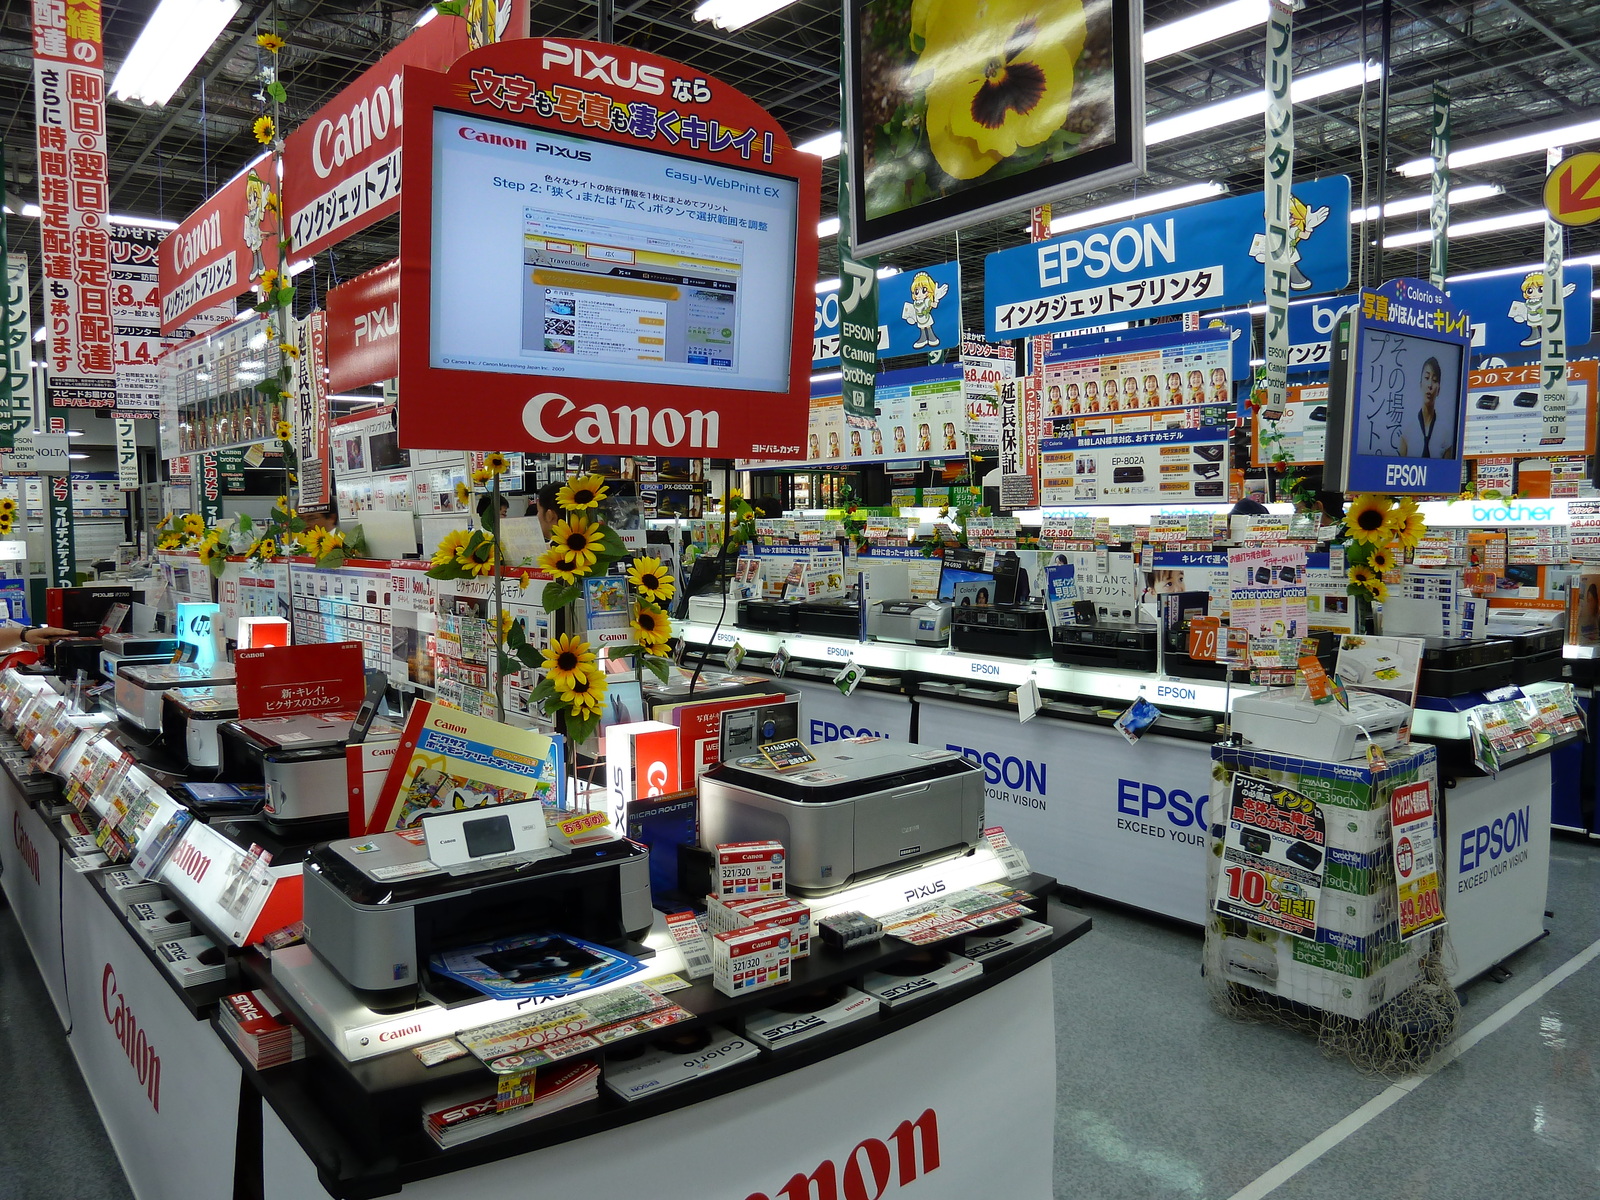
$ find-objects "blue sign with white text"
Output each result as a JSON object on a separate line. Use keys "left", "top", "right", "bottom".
{"left": 814, "top": 261, "right": 961, "bottom": 368}
{"left": 983, "top": 176, "right": 1351, "bottom": 340}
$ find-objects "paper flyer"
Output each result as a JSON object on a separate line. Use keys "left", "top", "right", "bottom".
{"left": 1043, "top": 563, "right": 1078, "bottom": 627}
{"left": 1227, "top": 544, "right": 1308, "bottom": 637}
{"left": 369, "top": 701, "right": 563, "bottom": 831}
{"left": 1213, "top": 773, "right": 1326, "bottom": 940}
{"left": 1390, "top": 779, "right": 1447, "bottom": 940}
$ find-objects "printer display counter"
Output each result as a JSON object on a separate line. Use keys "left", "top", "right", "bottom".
{"left": 0, "top": 741, "right": 71, "bottom": 1028}
{"left": 244, "top": 894, "right": 1089, "bottom": 1200}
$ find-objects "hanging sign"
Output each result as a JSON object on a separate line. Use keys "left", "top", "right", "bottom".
{"left": 48, "top": 474, "right": 75, "bottom": 586}
{"left": 157, "top": 155, "right": 271, "bottom": 335}
{"left": 33, "top": 0, "right": 115, "bottom": 409}
{"left": 111, "top": 226, "right": 164, "bottom": 418}
{"left": 813, "top": 260, "right": 960, "bottom": 369}
{"left": 115, "top": 418, "right": 138, "bottom": 490}
{"left": 3, "top": 254, "right": 33, "bottom": 447}
{"left": 1541, "top": 150, "right": 1568, "bottom": 446}
{"left": 326, "top": 258, "right": 399, "bottom": 392}
{"left": 1542, "top": 151, "right": 1600, "bottom": 228}
{"left": 1428, "top": 86, "right": 1449, "bottom": 286}
{"left": 293, "top": 311, "right": 332, "bottom": 511}
{"left": 1261, "top": 1, "right": 1294, "bottom": 420}
{"left": 984, "top": 176, "right": 1350, "bottom": 341}
{"left": 199, "top": 451, "right": 222, "bottom": 526}
{"left": 396, "top": 38, "right": 820, "bottom": 459}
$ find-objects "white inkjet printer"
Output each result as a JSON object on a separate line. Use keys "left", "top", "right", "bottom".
{"left": 98, "top": 631, "right": 181, "bottom": 683}
{"left": 867, "top": 598, "right": 953, "bottom": 647}
{"left": 218, "top": 711, "right": 399, "bottom": 829}
{"left": 698, "top": 739, "right": 984, "bottom": 895}
{"left": 1229, "top": 687, "right": 1412, "bottom": 762}
{"left": 114, "top": 661, "right": 236, "bottom": 733}
{"left": 161, "top": 685, "right": 238, "bottom": 770}
{"left": 301, "top": 823, "right": 652, "bottom": 999}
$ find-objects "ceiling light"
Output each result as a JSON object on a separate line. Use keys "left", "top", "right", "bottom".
{"left": 67, "top": 453, "right": 90, "bottom": 460}
{"left": 21, "top": 204, "right": 40, "bottom": 218}
{"left": 287, "top": 258, "right": 315, "bottom": 277}
{"left": 1350, "top": 184, "right": 1503, "bottom": 223}
{"left": 817, "top": 216, "right": 841, "bottom": 237}
{"left": 797, "top": 131, "right": 842, "bottom": 159}
{"left": 1147, "top": 60, "right": 1380, "bottom": 145}
{"left": 110, "top": 214, "right": 180, "bottom": 231}
{"left": 1397, "top": 116, "right": 1600, "bottom": 177}
{"left": 415, "top": 3, "right": 437, "bottom": 25}
{"left": 1050, "top": 182, "right": 1227, "bottom": 235}
{"left": 815, "top": 277, "right": 840, "bottom": 293}
{"left": 111, "top": 0, "right": 241, "bottom": 108}
{"left": 1383, "top": 208, "right": 1545, "bottom": 248}
{"left": 1144, "top": 0, "right": 1269, "bottom": 61}
{"left": 692, "top": 0, "right": 798, "bottom": 31}
{"left": 32, "top": 327, "right": 44, "bottom": 342}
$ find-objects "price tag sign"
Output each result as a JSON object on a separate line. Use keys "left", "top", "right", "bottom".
{"left": 1188, "top": 615, "right": 1221, "bottom": 661}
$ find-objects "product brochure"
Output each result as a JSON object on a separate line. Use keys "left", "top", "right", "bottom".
{"left": 430, "top": 933, "right": 644, "bottom": 1001}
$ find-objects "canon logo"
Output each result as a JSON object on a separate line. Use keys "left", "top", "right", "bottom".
{"left": 523, "top": 392, "right": 720, "bottom": 450}
{"left": 103, "top": 965, "right": 162, "bottom": 1112}
{"left": 170, "top": 841, "right": 211, "bottom": 884}
{"left": 436, "top": 721, "right": 471, "bottom": 735}
{"left": 540, "top": 40, "right": 666, "bottom": 96}
{"left": 13, "top": 812, "right": 39, "bottom": 884}
{"left": 746, "top": 1108, "right": 940, "bottom": 1200}
{"left": 378, "top": 1024, "right": 423, "bottom": 1042}
{"left": 354, "top": 304, "right": 398, "bottom": 346}
{"left": 458, "top": 126, "right": 526, "bottom": 151}
{"left": 314, "top": 73, "right": 403, "bottom": 178}
{"left": 172, "top": 212, "right": 221, "bottom": 274}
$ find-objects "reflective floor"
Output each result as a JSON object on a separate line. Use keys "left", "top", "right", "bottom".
{"left": 2, "top": 836, "right": 1596, "bottom": 1200}
{"left": 1054, "top": 833, "right": 1600, "bottom": 1200}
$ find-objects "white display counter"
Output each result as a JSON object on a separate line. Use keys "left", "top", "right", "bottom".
{"left": 0, "top": 767, "right": 71, "bottom": 1028}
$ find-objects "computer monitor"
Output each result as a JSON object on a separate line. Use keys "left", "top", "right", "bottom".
{"left": 360, "top": 509, "right": 420, "bottom": 559}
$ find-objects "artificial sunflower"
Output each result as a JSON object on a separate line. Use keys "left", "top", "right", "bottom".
{"left": 1348, "top": 564, "right": 1378, "bottom": 589}
{"left": 181, "top": 513, "right": 206, "bottom": 536}
{"left": 456, "top": 532, "right": 497, "bottom": 576}
{"left": 519, "top": 573, "right": 532, "bottom": 591}
{"left": 470, "top": 468, "right": 493, "bottom": 487}
{"left": 255, "top": 537, "right": 279, "bottom": 560}
{"left": 279, "top": 342, "right": 300, "bottom": 360}
{"left": 1368, "top": 545, "right": 1393, "bottom": 574}
{"left": 626, "top": 556, "right": 676, "bottom": 603}
{"left": 275, "top": 419, "right": 293, "bottom": 440}
{"left": 256, "top": 31, "right": 285, "bottom": 52}
{"left": 541, "top": 634, "right": 597, "bottom": 693}
{"left": 276, "top": 494, "right": 290, "bottom": 512}
{"left": 558, "top": 473, "right": 608, "bottom": 511}
{"left": 498, "top": 610, "right": 515, "bottom": 640}
{"left": 253, "top": 115, "right": 276, "bottom": 144}
{"left": 259, "top": 268, "right": 280, "bottom": 293}
{"left": 482, "top": 452, "right": 510, "bottom": 477}
{"left": 264, "top": 193, "right": 281, "bottom": 217}
{"left": 630, "top": 605, "right": 672, "bottom": 648}
{"left": 915, "top": 0, "right": 1087, "bottom": 180}
{"left": 0, "top": 519, "right": 13, "bottom": 536}
{"left": 549, "top": 515, "right": 603, "bottom": 569}
{"left": 300, "top": 528, "right": 326, "bottom": 559}
{"left": 560, "top": 666, "right": 609, "bottom": 718}
{"left": 1344, "top": 494, "right": 1392, "bottom": 545}
{"left": 0, "top": 497, "right": 17, "bottom": 518}
{"left": 197, "top": 537, "right": 224, "bottom": 566}
{"left": 1367, "top": 579, "right": 1389, "bottom": 603}
{"left": 156, "top": 534, "right": 181, "bottom": 551}
{"left": 454, "top": 481, "right": 471, "bottom": 508}
{"left": 537, "top": 545, "right": 582, "bottom": 584}
{"left": 432, "top": 528, "right": 470, "bottom": 568}
{"left": 1387, "top": 500, "right": 1426, "bottom": 550}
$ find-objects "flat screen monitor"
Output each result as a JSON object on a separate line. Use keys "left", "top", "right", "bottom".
{"left": 429, "top": 110, "right": 799, "bottom": 395}
{"left": 360, "top": 509, "right": 420, "bottom": 560}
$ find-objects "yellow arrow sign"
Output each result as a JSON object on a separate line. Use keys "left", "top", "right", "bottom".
{"left": 1544, "top": 152, "right": 1600, "bottom": 227}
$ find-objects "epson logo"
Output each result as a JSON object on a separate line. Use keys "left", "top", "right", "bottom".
{"left": 534, "top": 142, "right": 592, "bottom": 161}
{"left": 523, "top": 392, "right": 721, "bottom": 449}
{"left": 810, "top": 720, "right": 887, "bottom": 743}
{"left": 946, "top": 746, "right": 1047, "bottom": 795}
{"left": 1458, "top": 806, "right": 1531, "bottom": 872}
{"left": 1116, "top": 778, "right": 1208, "bottom": 829}
{"left": 1037, "top": 219, "right": 1175, "bottom": 286}
{"left": 1156, "top": 683, "right": 1196, "bottom": 702}
{"left": 904, "top": 879, "right": 946, "bottom": 904}
{"left": 1385, "top": 463, "right": 1427, "bottom": 487}
{"left": 459, "top": 126, "right": 527, "bottom": 150}
{"left": 540, "top": 41, "right": 666, "bottom": 95}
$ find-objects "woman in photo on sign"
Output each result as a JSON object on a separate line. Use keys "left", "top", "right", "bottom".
{"left": 1399, "top": 357, "right": 1453, "bottom": 459}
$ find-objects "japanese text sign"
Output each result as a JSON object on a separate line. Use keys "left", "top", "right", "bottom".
{"left": 235, "top": 640, "right": 366, "bottom": 719}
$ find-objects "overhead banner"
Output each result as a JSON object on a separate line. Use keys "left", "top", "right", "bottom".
{"left": 1542, "top": 148, "right": 1568, "bottom": 445}
{"left": 199, "top": 451, "right": 222, "bottom": 525}
{"left": 841, "top": 0, "right": 1143, "bottom": 257}
{"left": 115, "top": 417, "right": 138, "bottom": 490}
{"left": 111, "top": 226, "right": 164, "bottom": 418}
{"left": 293, "top": 311, "right": 332, "bottom": 511}
{"left": 4, "top": 254, "right": 34, "bottom": 446}
{"left": 326, "top": 258, "right": 399, "bottom": 392}
{"left": 157, "top": 155, "right": 270, "bottom": 335}
{"left": 396, "top": 38, "right": 821, "bottom": 459}
{"left": 814, "top": 260, "right": 959, "bottom": 368}
{"left": 984, "top": 176, "right": 1351, "bottom": 341}
{"left": 33, "top": 0, "right": 116, "bottom": 409}
{"left": 1429, "top": 85, "right": 1449, "bottom": 287}
{"left": 48, "top": 474, "right": 74, "bottom": 586}
{"left": 1261, "top": 1, "right": 1294, "bottom": 420}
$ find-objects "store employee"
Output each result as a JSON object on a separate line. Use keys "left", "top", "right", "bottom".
{"left": 0, "top": 625, "right": 74, "bottom": 651}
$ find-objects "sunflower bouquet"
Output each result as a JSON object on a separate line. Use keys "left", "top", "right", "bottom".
{"left": 0, "top": 495, "right": 17, "bottom": 536}
{"left": 155, "top": 512, "right": 219, "bottom": 553}
{"left": 1341, "top": 494, "right": 1426, "bottom": 604}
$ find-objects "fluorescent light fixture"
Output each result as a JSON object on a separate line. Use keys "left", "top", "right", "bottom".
{"left": 1147, "top": 60, "right": 1380, "bottom": 145}
{"left": 415, "top": 3, "right": 437, "bottom": 25}
{"left": 110, "top": 213, "right": 180, "bottom": 231}
{"left": 32, "top": 327, "right": 44, "bottom": 342}
{"left": 1383, "top": 208, "right": 1545, "bottom": 248}
{"left": 815, "top": 266, "right": 899, "bottom": 294}
{"left": 817, "top": 216, "right": 841, "bottom": 237}
{"left": 797, "top": 130, "right": 842, "bottom": 159}
{"left": 111, "top": 0, "right": 241, "bottom": 108}
{"left": 65, "top": 430, "right": 85, "bottom": 437}
{"left": 287, "top": 258, "right": 315, "bottom": 277}
{"left": 67, "top": 453, "right": 90, "bottom": 460}
{"left": 1144, "top": 0, "right": 1268, "bottom": 60}
{"left": 1397, "top": 116, "right": 1600, "bottom": 177}
{"left": 692, "top": 0, "right": 798, "bottom": 31}
{"left": 1350, "top": 184, "right": 1503, "bottom": 223}
{"left": 811, "top": 371, "right": 842, "bottom": 383}
{"left": 21, "top": 204, "right": 40, "bottom": 218}
{"left": 1050, "top": 182, "right": 1227, "bottom": 235}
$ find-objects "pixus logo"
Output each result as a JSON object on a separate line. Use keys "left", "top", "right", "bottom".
{"left": 354, "top": 303, "right": 397, "bottom": 346}
{"left": 522, "top": 392, "right": 721, "bottom": 449}
{"left": 540, "top": 41, "right": 666, "bottom": 95}
{"left": 745, "top": 1108, "right": 940, "bottom": 1200}
{"left": 534, "top": 142, "right": 592, "bottom": 161}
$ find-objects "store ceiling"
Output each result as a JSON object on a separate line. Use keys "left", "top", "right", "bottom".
{"left": 1, "top": 0, "right": 1599, "bottom": 339}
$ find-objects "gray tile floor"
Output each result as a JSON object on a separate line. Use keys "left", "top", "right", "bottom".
{"left": 3, "top": 836, "right": 1597, "bottom": 1200}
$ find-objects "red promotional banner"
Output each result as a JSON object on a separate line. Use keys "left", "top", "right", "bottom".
{"left": 396, "top": 38, "right": 819, "bottom": 459}
{"left": 33, "top": 0, "right": 115, "bottom": 408}
{"left": 157, "top": 155, "right": 270, "bottom": 335}
{"left": 326, "top": 258, "right": 399, "bottom": 392}
{"left": 110, "top": 226, "right": 163, "bottom": 417}
{"left": 235, "top": 641, "right": 366, "bottom": 719}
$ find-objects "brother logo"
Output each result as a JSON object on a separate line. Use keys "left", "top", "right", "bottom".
{"left": 1471, "top": 503, "right": 1555, "bottom": 523}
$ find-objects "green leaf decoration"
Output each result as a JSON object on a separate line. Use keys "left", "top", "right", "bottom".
{"left": 606, "top": 643, "right": 643, "bottom": 661}
{"left": 642, "top": 655, "right": 672, "bottom": 684}
{"left": 237, "top": 513, "right": 255, "bottom": 535}
{"left": 427, "top": 562, "right": 467, "bottom": 580}
{"left": 266, "top": 80, "right": 287, "bottom": 103}
{"left": 315, "top": 550, "right": 346, "bottom": 570}
{"left": 565, "top": 710, "right": 601, "bottom": 747}
{"left": 541, "top": 581, "right": 582, "bottom": 612}
{"left": 498, "top": 652, "right": 523, "bottom": 678}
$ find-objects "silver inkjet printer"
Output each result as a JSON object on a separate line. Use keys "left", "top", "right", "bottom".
{"left": 699, "top": 739, "right": 984, "bottom": 895}
{"left": 301, "top": 823, "right": 652, "bottom": 1000}
{"left": 161, "top": 685, "right": 238, "bottom": 770}
{"left": 218, "top": 711, "right": 399, "bottom": 829}
{"left": 114, "top": 661, "right": 236, "bottom": 733}
{"left": 98, "top": 631, "right": 181, "bottom": 683}
{"left": 868, "top": 598, "right": 952, "bottom": 647}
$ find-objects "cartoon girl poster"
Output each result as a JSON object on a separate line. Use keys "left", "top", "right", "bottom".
{"left": 1509, "top": 271, "right": 1578, "bottom": 347}
{"left": 901, "top": 271, "right": 949, "bottom": 349}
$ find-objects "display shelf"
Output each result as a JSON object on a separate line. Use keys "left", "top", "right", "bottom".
{"left": 236, "top": 894, "right": 1090, "bottom": 1200}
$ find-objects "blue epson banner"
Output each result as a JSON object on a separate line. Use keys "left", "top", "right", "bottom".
{"left": 983, "top": 176, "right": 1351, "bottom": 340}
{"left": 814, "top": 260, "right": 961, "bottom": 368}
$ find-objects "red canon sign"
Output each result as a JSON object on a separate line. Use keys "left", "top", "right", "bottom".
{"left": 326, "top": 258, "right": 400, "bottom": 392}
{"left": 745, "top": 1109, "right": 940, "bottom": 1200}
{"left": 103, "top": 965, "right": 162, "bottom": 1112}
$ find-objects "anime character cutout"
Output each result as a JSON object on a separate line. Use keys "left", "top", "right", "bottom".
{"left": 1249, "top": 194, "right": 1331, "bottom": 290}
{"left": 902, "top": 271, "right": 949, "bottom": 348}
{"left": 1509, "top": 271, "right": 1577, "bottom": 347}
{"left": 243, "top": 169, "right": 275, "bottom": 282}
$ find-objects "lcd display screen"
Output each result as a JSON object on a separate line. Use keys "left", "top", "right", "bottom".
{"left": 462, "top": 812, "right": 515, "bottom": 858}
{"left": 430, "top": 110, "right": 798, "bottom": 393}
{"left": 1350, "top": 327, "right": 1466, "bottom": 463}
